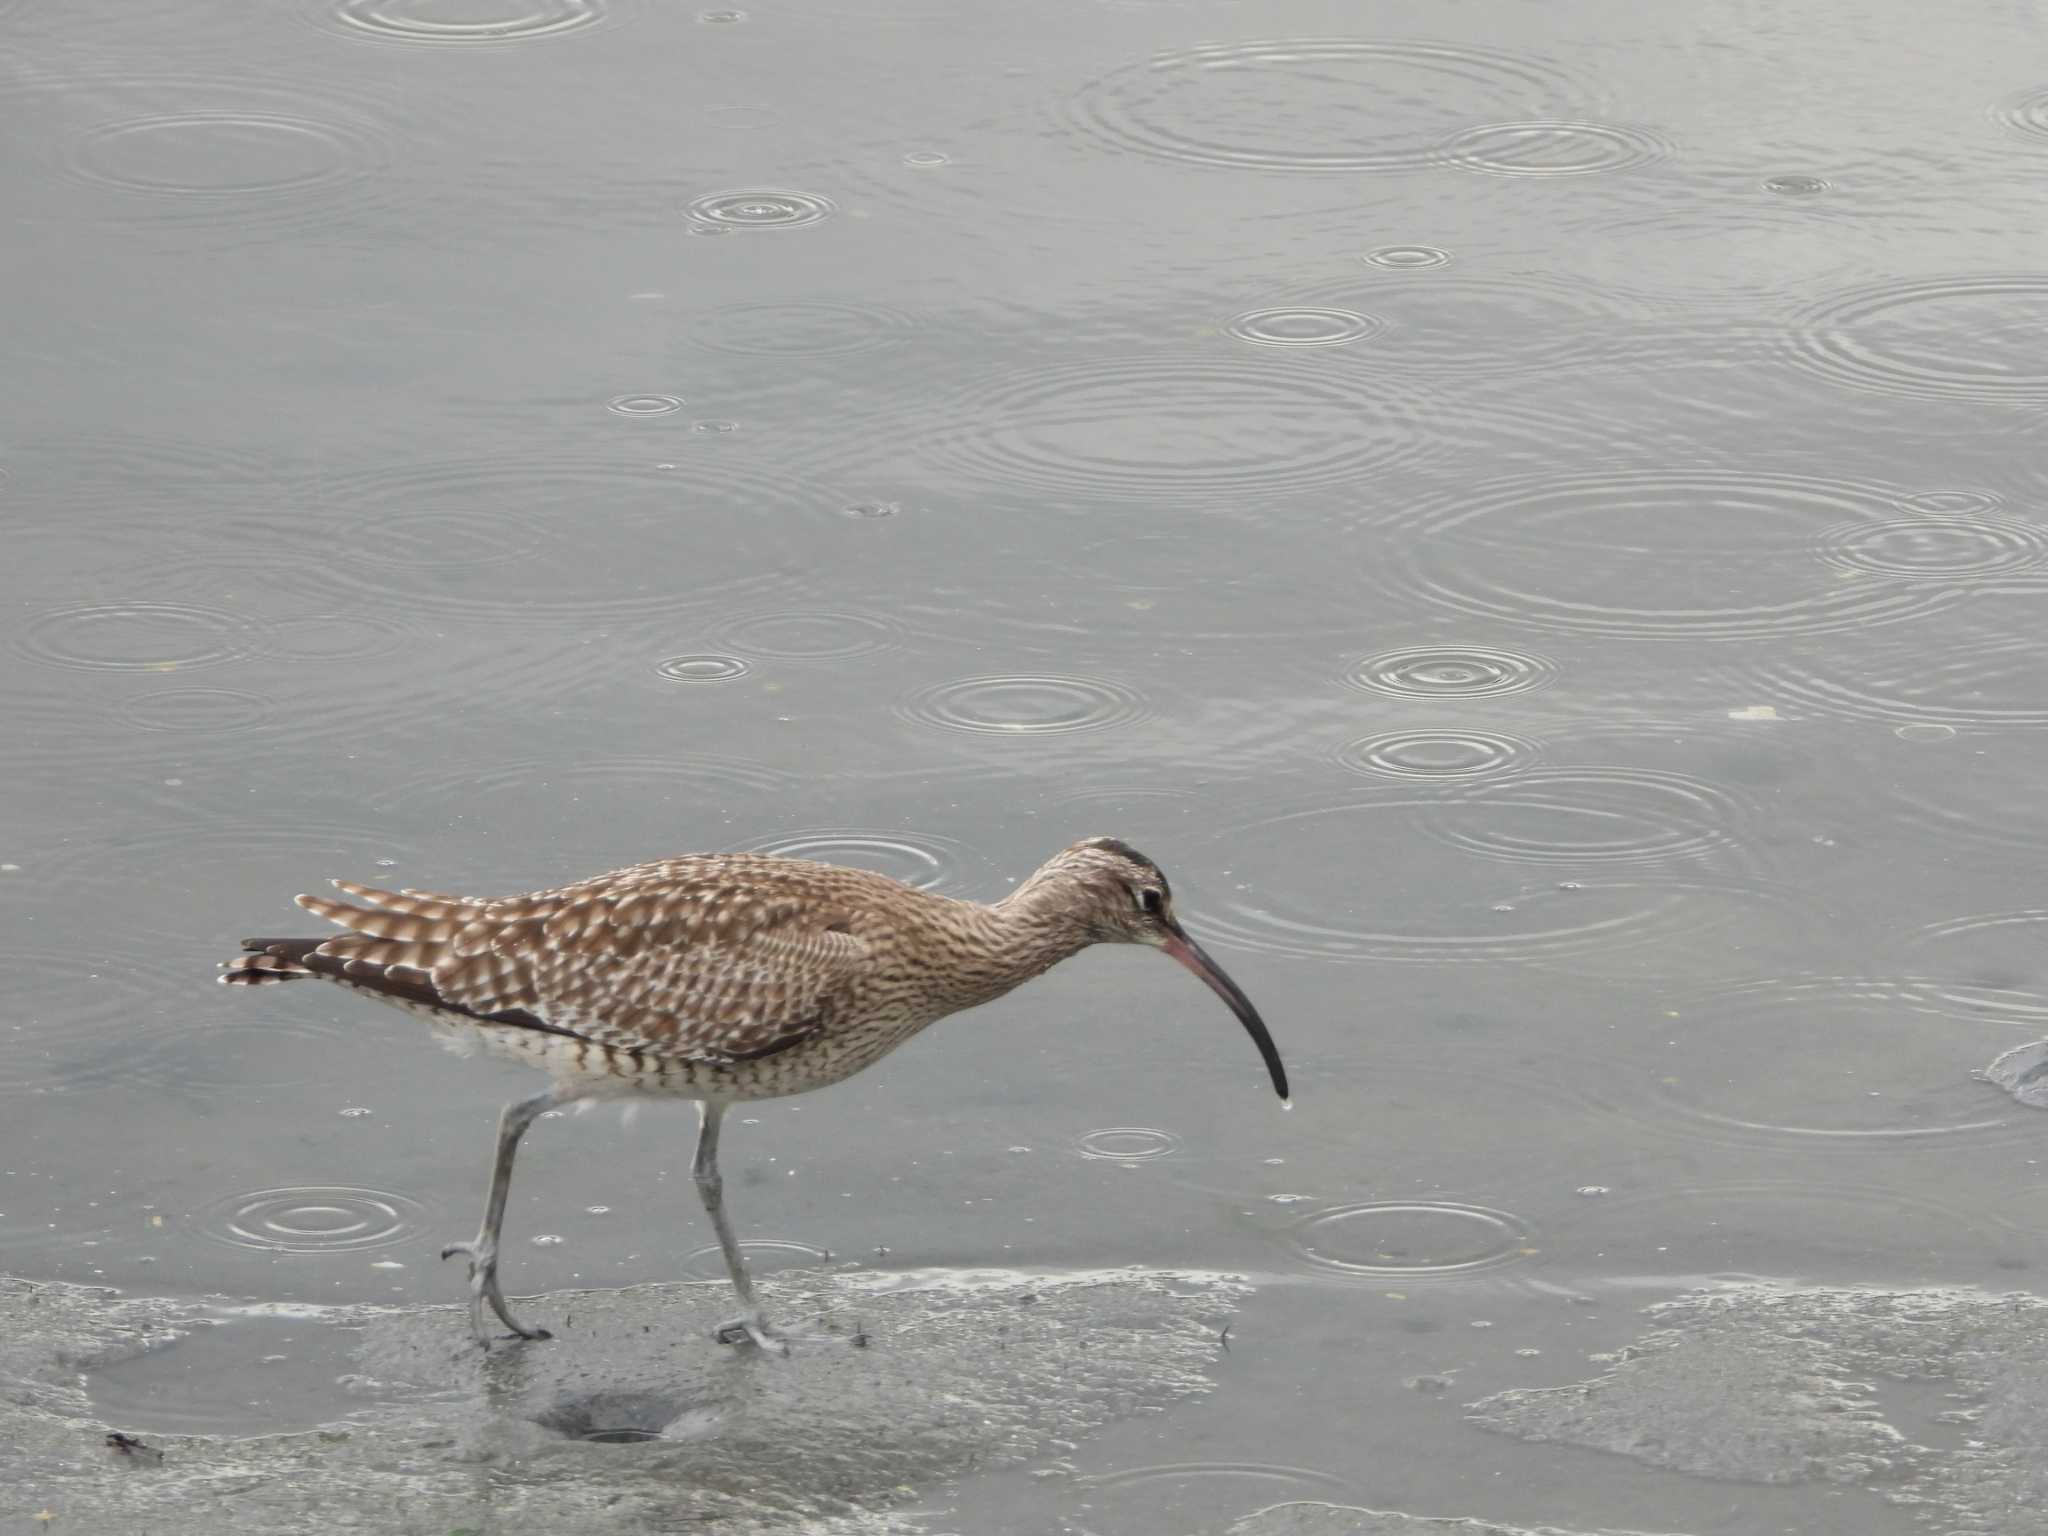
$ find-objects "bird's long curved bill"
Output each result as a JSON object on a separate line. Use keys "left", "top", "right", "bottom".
{"left": 1162, "top": 923, "right": 1289, "bottom": 1102}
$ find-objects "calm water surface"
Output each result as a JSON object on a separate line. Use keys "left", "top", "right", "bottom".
{"left": 6, "top": 0, "right": 2048, "bottom": 1531}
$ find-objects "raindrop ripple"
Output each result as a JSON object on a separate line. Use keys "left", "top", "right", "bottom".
{"left": 897, "top": 674, "right": 1153, "bottom": 737}
{"left": 715, "top": 609, "right": 900, "bottom": 661}
{"left": 324, "top": 0, "right": 611, "bottom": 46}
{"left": 1639, "top": 977, "right": 2029, "bottom": 1150}
{"left": 1745, "top": 635, "right": 2048, "bottom": 728}
{"left": 685, "top": 189, "right": 835, "bottom": 230}
{"left": 690, "top": 300, "right": 916, "bottom": 357}
{"left": 18, "top": 602, "right": 265, "bottom": 674}
{"left": 1077, "top": 1127, "right": 1183, "bottom": 1161}
{"left": 1287, "top": 1200, "right": 1534, "bottom": 1279}
{"left": 199, "top": 1186, "right": 427, "bottom": 1253}
{"left": 916, "top": 357, "right": 1443, "bottom": 503}
{"left": 1344, "top": 646, "right": 1555, "bottom": 699}
{"left": 1438, "top": 120, "right": 1668, "bottom": 176}
{"left": 1225, "top": 306, "right": 1383, "bottom": 348}
{"left": 1788, "top": 275, "right": 2048, "bottom": 404}
{"left": 1815, "top": 514, "right": 2048, "bottom": 581}
{"left": 725, "top": 828, "right": 977, "bottom": 892}
{"left": 1067, "top": 37, "right": 1580, "bottom": 172}
{"left": 1334, "top": 729, "right": 1540, "bottom": 782}
{"left": 653, "top": 654, "right": 750, "bottom": 683}
{"left": 1416, "top": 766, "right": 1751, "bottom": 869}
{"left": 1370, "top": 469, "right": 1964, "bottom": 639}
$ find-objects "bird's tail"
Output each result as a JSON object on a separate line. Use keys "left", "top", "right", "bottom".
{"left": 218, "top": 938, "right": 324, "bottom": 986}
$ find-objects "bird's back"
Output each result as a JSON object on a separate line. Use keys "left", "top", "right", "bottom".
{"left": 225, "top": 854, "right": 952, "bottom": 1072}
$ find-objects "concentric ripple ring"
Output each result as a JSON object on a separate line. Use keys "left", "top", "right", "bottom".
{"left": 685, "top": 189, "right": 835, "bottom": 230}
{"left": 1344, "top": 646, "right": 1556, "bottom": 699}
{"left": 898, "top": 674, "right": 1153, "bottom": 736}
{"left": 199, "top": 1186, "right": 426, "bottom": 1252}
{"left": 1288, "top": 1200, "right": 1534, "bottom": 1278}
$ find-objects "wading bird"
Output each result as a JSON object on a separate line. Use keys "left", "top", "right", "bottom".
{"left": 220, "top": 836, "right": 1288, "bottom": 1351}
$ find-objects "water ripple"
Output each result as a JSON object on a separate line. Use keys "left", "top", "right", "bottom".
{"left": 654, "top": 654, "right": 750, "bottom": 683}
{"left": 114, "top": 687, "right": 275, "bottom": 736}
{"left": 1369, "top": 468, "right": 1964, "bottom": 638}
{"left": 323, "top": 0, "right": 613, "bottom": 44}
{"left": 1065, "top": 37, "right": 1580, "bottom": 172}
{"left": 15, "top": 72, "right": 409, "bottom": 239}
{"left": 897, "top": 674, "right": 1153, "bottom": 737}
{"left": 1286, "top": 1200, "right": 1535, "bottom": 1279}
{"left": 69, "top": 110, "right": 391, "bottom": 200}
{"left": 1743, "top": 634, "right": 2048, "bottom": 728}
{"left": 724, "top": 828, "right": 983, "bottom": 892}
{"left": 1343, "top": 646, "right": 1555, "bottom": 699}
{"left": 1184, "top": 797, "right": 1802, "bottom": 967}
{"left": 1076, "top": 1127, "right": 1182, "bottom": 1161}
{"left": 1901, "top": 911, "right": 2048, "bottom": 1024}
{"left": 714, "top": 609, "right": 900, "bottom": 661}
{"left": 1362, "top": 245, "right": 1451, "bottom": 269}
{"left": 913, "top": 357, "right": 1443, "bottom": 503}
{"left": 1224, "top": 306, "right": 1383, "bottom": 348}
{"left": 1438, "top": 119, "right": 1669, "bottom": 176}
{"left": 1272, "top": 273, "right": 1661, "bottom": 379}
{"left": 1637, "top": 977, "right": 2032, "bottom": 1150}
{"left": 690, "top": 300, "right": 917, "bottom": 357}
{"left": 1814, "top": 513, "right": 2048, "bottom": 580}
{"left": 198, "top": 1186, "right": 427, "bottom": 1252}
{"left": 290, "top": 451, "right": 819, "bottom": 621}
{"left": 1416, "top": 767, "right": 1751, "bottom": 869}
{"left": 1994, "top": 85, "right": 2048, "bottom": 143}
{"left": 606, "top": 393, "right": 686, "bottom": 417}
{"left": 17, "top": 602, "right": 266, "bottom": 674}
{"left": 679, "top": 1240, "right": 828, "bottom": 1281}
{"left": 685, "top": 189, "right": 835, "bottom": 231}
{"left": 1788, "top": 275, "right": 2048, "bottom": 404}
{"left": 1334, "top": 729, "right": 1541, "bottom": 782}
{"left": 1900, "top": 488, "right": 2004, "bottom": 516}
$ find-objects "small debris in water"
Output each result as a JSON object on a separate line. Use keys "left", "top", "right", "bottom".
{"left": 1727, "top": 705, "right": 1780, "bottom": 720}
{"left": 104, "top": 1431, "right": 162, "bottom": 1465}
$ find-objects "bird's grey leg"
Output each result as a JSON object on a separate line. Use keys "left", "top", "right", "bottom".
{"left": 694, "top": 1099, "right": 791, "bottom": 1353}
{"left": 441, "top": 1087, "right": 562, "bottom": 1345}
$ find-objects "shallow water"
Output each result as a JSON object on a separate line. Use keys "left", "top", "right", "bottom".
{"left": 6, "top": 0, "right": 2048, "bottom": 1531}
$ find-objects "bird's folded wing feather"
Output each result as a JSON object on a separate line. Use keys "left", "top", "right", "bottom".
{"left": 299, "top": 864, "right": 871, "bottom": 1061}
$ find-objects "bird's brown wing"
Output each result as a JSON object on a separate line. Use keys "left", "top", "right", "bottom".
{"left": 296, "top": 856, "right": 872, "bottom": 1062}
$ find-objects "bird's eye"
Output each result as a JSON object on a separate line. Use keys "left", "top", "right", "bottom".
{"left": 1135, "top": 887, "right": 1164, "bottom": 915}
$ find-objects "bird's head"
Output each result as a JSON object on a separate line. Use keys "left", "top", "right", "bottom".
{"left": 1030, "top": 837, "right": 1289, "bottom": 1102}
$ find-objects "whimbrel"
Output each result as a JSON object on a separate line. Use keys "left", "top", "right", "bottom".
{"left": 219, "top": 836, "right": 1287, "bottom": 1350}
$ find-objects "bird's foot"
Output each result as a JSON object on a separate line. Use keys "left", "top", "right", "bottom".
{"left": 713, "top": 1308, "right": 854, "bottom": 1355}
{"left": 441, "top": 1238, "right": 552, "bottom": 1345}
{"left": 714, "top": 1312, "right": 792, "bottom": 1355}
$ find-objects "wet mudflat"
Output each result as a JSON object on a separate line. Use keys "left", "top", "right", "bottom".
{"left": 6, "top": 0, "right": 2048, "bottom": 1531}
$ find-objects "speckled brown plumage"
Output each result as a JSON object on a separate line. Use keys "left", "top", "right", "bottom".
{"left": 218, "top": 837, "right": 1287, "bottom": 1350}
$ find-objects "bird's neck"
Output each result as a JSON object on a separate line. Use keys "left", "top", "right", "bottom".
{"left": 943, "top": 878, "right": 1095, "bottom": 1007}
